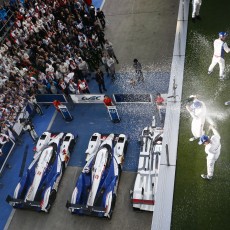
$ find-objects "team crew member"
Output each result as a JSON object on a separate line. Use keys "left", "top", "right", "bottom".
{"left": 155, "top": 93, "right": 165, "bottom": 108}
{"left": 199, "top": 125, "right": 221, "bottom": 180}
{"left": 103, "top": 95, "right": 113, "bottom": 107}
{"left": 192, "top": 0, "right": 202, "bottom": 21}
{"left": 186, "top": 96, "right": 206, "bottom": 141}
{"left": 208, "top": 32, "right": 230, "bottom": 80}
{"left": 53, "top": 100, "right": 61, "bottom": 112}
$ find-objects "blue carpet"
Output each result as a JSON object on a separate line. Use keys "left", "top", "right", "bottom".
{"left": 0, "top": 105, "right": 55, "bottom": 230}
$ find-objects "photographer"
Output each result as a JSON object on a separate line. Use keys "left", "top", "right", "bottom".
{"left": 20, "top": 118, "right": 38, "bottom": 142}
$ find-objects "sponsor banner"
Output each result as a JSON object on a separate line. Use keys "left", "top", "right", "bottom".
{"left": 107, "top": 106, "right": 120, "bottom": 123}
{"left": 70, "top": 94, "right": 105, "bottom": 103}
{"left": 36, "top": 94, "right": 68, "bottom": 103}
{"left": 113, "top": 94, "right": 152, "bottom": 103}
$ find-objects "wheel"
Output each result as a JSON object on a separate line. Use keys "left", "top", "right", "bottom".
{"left": 108, "top": 195, "right": 116, "bottom": 220}
{"left": 61, "top": 161, "right": 66, "bottom": 173}
{"left": 46, "top": 189, "right": 57, "bottom": 212}
{"left": 69, "top": 139, "right": 75, "bottom": 154}
{"left": 124, "top": 141, "right": 128, "bottom": 154}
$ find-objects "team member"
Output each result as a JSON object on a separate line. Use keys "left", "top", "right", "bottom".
{"left": 103, "top": 95, "right": 114, "bottom": 107}
{"left": 186, "top": 96, "right": 206, "bottom": 141}
{"left": 208, "top": 32, "right": 230, "bottom": 80}
{"left": 192, "top": 0, "right": 202, "bottom": 21}
{"left": 199, "top": 125, "right": 221, "bottom": 180}
{"left": 155, "top": 93, "right": 165, "bottom": 109}
{"left": 53, "top": 100, "right": 61, "bottom": 112}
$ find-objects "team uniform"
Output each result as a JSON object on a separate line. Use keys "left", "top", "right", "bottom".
{"left": 186, "top": 99, "right": 206, "bottom": 141}
{"left": 208, "top": 32, "right": 230, "bottom": 79}
{"left": 199, "top": 127, "right": 221, "bottom": 179}
{"left": 192, "top": 0, "right": 202, "bottom": 19}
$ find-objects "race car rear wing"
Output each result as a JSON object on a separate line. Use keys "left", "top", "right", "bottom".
{"left": 66, "top": 200, "right": 106, "bottom": 214}
{"left": 6, "top": 195, "right": 41, "bottom": 208}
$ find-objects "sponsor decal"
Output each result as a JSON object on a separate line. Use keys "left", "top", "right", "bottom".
{"left": 70, "top": 94, "right": 105, "bottom": 103}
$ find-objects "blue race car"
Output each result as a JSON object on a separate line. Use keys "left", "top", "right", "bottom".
{"left": 6, "top": 132, "right": 76, "bottom": 212}
{"left": 66, "top": 133, "right": 128, "bottom": 218}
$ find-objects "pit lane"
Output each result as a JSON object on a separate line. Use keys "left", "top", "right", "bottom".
{"left": 7, "top": 167, "right": 152, "bottom": 230}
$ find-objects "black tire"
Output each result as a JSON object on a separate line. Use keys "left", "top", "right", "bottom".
{"left": 62, "top": 161, "right": 66, "bottom": 173}
{"left": 47, "top": 189, "right": 57, "bottom": 212}
{"left": 69, "top": 139, "right": 75, "bottom": 154}
{"left": 124, "top": 141, "right": 128, "bottom": 154}
{"left": 108, "top": 195, "right": 116, "bottom": 220}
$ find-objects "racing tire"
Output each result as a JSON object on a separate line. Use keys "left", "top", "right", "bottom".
{"left": 124, "top": 141, "right": 128, "bottom": 154}
{"left": 47, "top": 189, "right": 57, "bottom": 212}
{"left": 61, "top": 162, "right": 66, "bottom": 173}
{"left": 69, "top": 139, "right": 76, "bottom": 154}
{"left": 108, "top": 195, "right": 116, "bottom": 220}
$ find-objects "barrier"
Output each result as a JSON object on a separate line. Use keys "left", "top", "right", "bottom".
{"left": 70, "top": 94, "right": 105, "bottom": 103}
{"left": 35, "top": 94, "right": 68, "bottom": 103}
{"left": 113, "top": 94, "right": 152, "bottom": 103}
{"left": 0, "top": 139, "right": 15, "bottom": 176}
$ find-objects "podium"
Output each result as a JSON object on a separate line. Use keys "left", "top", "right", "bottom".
{"left": 58, "top": 105, "right": 73, "bottom": 122}
{"left": 107, "top": 106, "right": 120, "bottom": 123}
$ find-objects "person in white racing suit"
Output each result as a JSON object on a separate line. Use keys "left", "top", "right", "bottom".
{"left": 192, "top": 0, "right": 202, "bottom": 20}
{"left": 198, "top": 126, "right": 221, "bottom": 180}
{"left": 208, "top": 32, "right": 230, "bottom": 80}
{"left": 186, "top": 96, "right": 206, "bottom": 142}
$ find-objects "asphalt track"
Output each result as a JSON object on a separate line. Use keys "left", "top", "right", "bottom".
{"left": 5, "top": 0, "right": 180, "bottom": 229}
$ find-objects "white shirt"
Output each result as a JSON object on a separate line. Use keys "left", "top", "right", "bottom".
{"left": 213, "top": 38, "right": 230, "bottom": 58}
{"left": 205, "top": 130, "right": 221, "bottom": 161}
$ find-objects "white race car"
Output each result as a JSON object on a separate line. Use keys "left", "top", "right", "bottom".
{"left": 6, "top": 132, "right": 76, "bottom": 212}
{"left": 131, "top": 116, "right": 163, "bottom": 211}
{"left": 66, "top": 133, "right": 128, "bottom": 218}
{"left": 33, "top": 132, "right": 52, "bottom": 159}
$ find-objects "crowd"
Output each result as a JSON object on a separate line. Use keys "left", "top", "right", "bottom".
{"left": 0, "top": 0, "right": 119, "bottom": 142}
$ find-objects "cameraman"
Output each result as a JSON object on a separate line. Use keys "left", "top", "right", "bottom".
{"left": 20, "top": 118, "right": 38, "bottom": 142}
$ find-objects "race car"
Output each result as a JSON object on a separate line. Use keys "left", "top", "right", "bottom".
{"left": 6, "top": 132, "right": 76, "bottom": 212}
{"left": 130, "top": 116, "right": 163, "bottom": 211}
{"left": 66, "top": 133, "right": 128, "bottom": 218}
{"left": 33, "top": 132, "right": 52, "bottom": 159}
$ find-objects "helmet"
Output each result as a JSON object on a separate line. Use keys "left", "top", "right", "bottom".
{"left": 191, "top": 100, "right": 202, "bottom": 109}
{"left": 219, "top": 32, "right": 228, "bottom": 38}
{"left": 198, "top": 135, "right": 209, "bottom": 145}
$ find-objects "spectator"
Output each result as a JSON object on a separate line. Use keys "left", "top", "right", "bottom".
{"left": 77, "top": 79, "right": 90, "bottom": 94}
{"left": 104, "top": 39, "right": 119, "bottom": 64}
{"left": 95, "top": 68, "right": 107, "bottom": 93}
